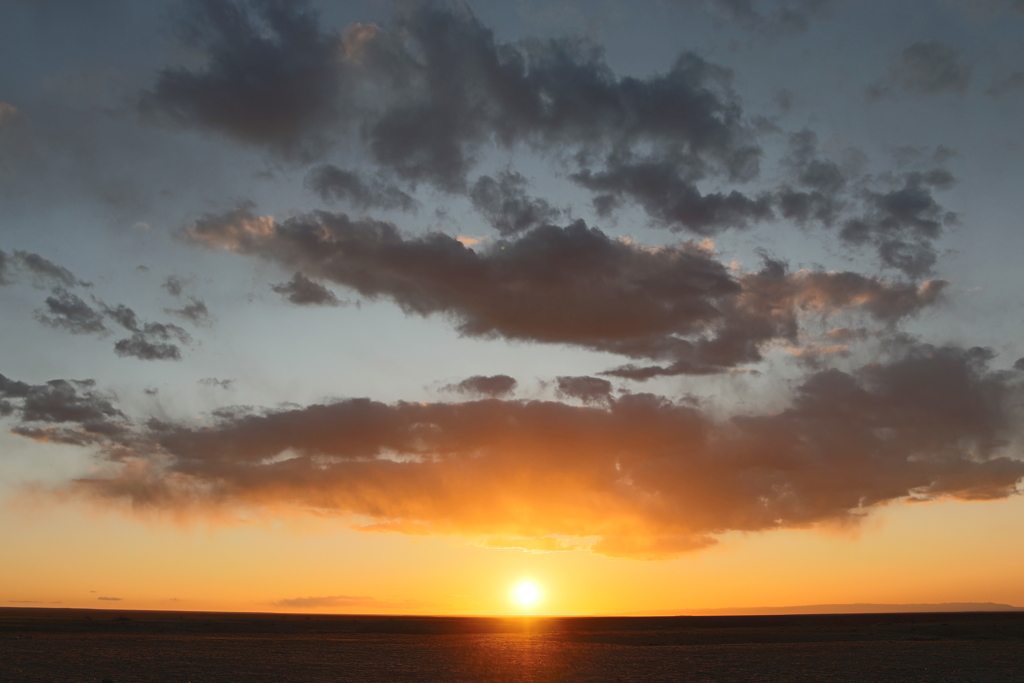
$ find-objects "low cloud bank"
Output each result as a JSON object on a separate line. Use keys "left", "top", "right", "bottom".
{"left": 4, "top": 341, "right": 1022, "bottom": 559}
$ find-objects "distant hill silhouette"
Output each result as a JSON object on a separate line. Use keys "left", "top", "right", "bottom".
{"left": 638, "top": 603, "right": 1022, "bottom": 616}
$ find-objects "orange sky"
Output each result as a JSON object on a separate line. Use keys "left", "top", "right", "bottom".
{"left": 4, "top": 491, "right": 1023, "bottom": 615}
{"left": 3, "top": 0, "right": 1024, "bottom": 619}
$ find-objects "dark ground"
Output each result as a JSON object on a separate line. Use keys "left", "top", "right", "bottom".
{"left": 2, "top": 607, "right": 1023, "bottom": 682}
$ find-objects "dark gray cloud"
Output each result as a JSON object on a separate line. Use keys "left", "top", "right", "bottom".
{"left": 35, "top": 288, "right": 107, "bottom": 335}
{"left": 987, "top": 71, "right": 1024, "bottom": 97}
{"left": 142, "top": 1, "right": 758, "bottom": 211}
{"left": 162, "top": 275, "right": 186, "bottom": 297}
{"left": 114, "top": 321, "right": 190, "bottom": 362}
{"left": 26, "top": 282, "right": 191, "bottom": 360}
{"left": 0, "top": 250, "right": 82, "bottom": 288}
{"left": 189, "top": 208, "right": 946, "bottom": 376}
{"left": 306, "top": 165, "right": 417, "bottom": 212}
{"left": 15, "top": 251, "right": 81, "bottom": 288}
{"left": 167, "top": 297, "right": 212, "bottom": 326}
{"left": 139, "top": 0, "right": 343, "bottom": 158}
{"left": 555, "top": 376, "right": 613, "bottom": 404}
{"left": 470, "top": 171, "right": 562, "bottom": 235}
{"left": 841, "top": 170, "right": 957, "bottom": 277}
{"left": 777, "top": 130, "right": 957, "bottom": 277}
{"left": 24, "top": 342, "right": 1022, "bottom": 558}
{"left": 98, "top": 302, "right": 191, "bottom": 361}
{"left": 101, "top": 303, "right": 140, "bottom": 331}
{"left": 868, "top": 41, "right": 972, "bottom": 100}
{"left": 443, "top": 374, "right": 518, "bottom": 398}
{"left": 0, "top": 374, "right": 126, "bottom": 444}
{"left": 271, "top": 272, "right": 341, "bottom": 306}
{"left": 573, "top": 152, "right": 772, "bottom": 235}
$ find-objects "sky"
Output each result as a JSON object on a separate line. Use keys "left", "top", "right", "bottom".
{"left": 2, "top": 0, "right": 1024, "bottom": 616}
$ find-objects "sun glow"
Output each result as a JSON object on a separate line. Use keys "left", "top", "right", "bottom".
{"left": 511, "top": 579, "right": 543, "bottom": 610}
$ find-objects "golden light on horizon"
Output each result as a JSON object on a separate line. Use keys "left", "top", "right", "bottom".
{"left": 511, "top": 579, "right": 543, "bottom": 610}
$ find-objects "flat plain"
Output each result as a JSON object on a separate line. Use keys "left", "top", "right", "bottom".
{"left": 2, "top": 608, "right": 1023, "bottom": 682}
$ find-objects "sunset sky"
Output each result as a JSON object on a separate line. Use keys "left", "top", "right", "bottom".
{"left": 3, "top": 0, "right": 1024, "bottom": 616}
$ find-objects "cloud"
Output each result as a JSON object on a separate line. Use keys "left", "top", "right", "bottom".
{"left": 987, "top": 71, "right": 1024, "bottom": 97}
{"left": 868, "top": 41, "right": 972, "bottom": 100}
{"left": 271, "top": 272, "right": 341, "bottom": 307}
{"left": 167, "top": 297, "right": 212, "bottom": 326}
{"left": 273, "top": 594, "right": 425, "bottom": 609}
{"left": 199, "top": 377, "right": 234, "bottom": 389}
{"left": 306, "top": 166, "right": 417, "bottom": 212}
{"left": 162, "top": 275, "right": 186, "bottom": 297}
{"left": 0, "top": 249, "right": 83, "bottom": 289}
{"left": 776, "top": 130, "right": 957, "bottom": 277}
{"left": 556, "top": 376, "right": 613, "bottom": 404}
{"left": 99, "top": 302, "right": 191, "bottom": 361}
{"left": 142, "top": 2, "right": 759, "bottom": 205}
{"left": 470, "top": 171, "right": 562, "bottom": 235}
{"left": 13, "top": 250, "right": 81, "bottom": 287}
{"left": 840, "top": 170, "right": 957, "bottom": 277}
{"left": 17, "top": 342, "right": 1020, "bottom": 559}
{"left": 683, "top": 0, "right": 834, "bottom": 33}
{"left": 442, "top": 375, "right": 517, "bottom": 398}
{"left": 139, "top": 0, "right": 343, "bottom": 158}
{"left": 114, "top": 328, "right": 189, "bottom": 362}
{"left": 35, "top": 288, "right": 107, "bottom": 335}
{"left": 188, "top": 208, "right": 946, "bottom": 375}
{"left": 97, "top": 597, "right": 121, "bottom": 601}
{"left": 572, "top": 152, "right": 772, "bottom": 234}
{"left": 0, "top": 373, "right": 127, "bottom": 446}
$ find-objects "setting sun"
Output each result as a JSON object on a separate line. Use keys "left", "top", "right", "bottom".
{"left": 511, "top": 579, "right": 543, "bottom": 610}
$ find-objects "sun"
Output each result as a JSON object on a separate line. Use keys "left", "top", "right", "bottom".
{"left": 511, "top": 579, "right": 543, "bottom": 610}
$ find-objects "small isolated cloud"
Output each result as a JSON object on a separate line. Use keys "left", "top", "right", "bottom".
{"left": 271, "top": 272, "right": 341, "bottom": 306}
{"left": 480, "top": 536, "right": 580, "bottom": 552}
{"left": 97, "top": 596, "right": 121, "bottom": 601}
{"left": 167, "top": 297, "right": 212, "bottom": 326}
{"left": 442, "top": 375, "right": 518, "bottom": 398}
{"left": 273, "top": 594, "right": 424, "bottom": 610}
{"left": 199, "top": 378, "right": 234, "bottom": 390}
{"left": 162, "top": 275, "right": 186, "bottom": 297}
{"left": 868, "top": 41, "right": 972, "bottom": 100}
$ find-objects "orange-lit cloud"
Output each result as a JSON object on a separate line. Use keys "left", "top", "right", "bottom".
{"left": 4, "top": 341, "right": 1022, "bottom": 559}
